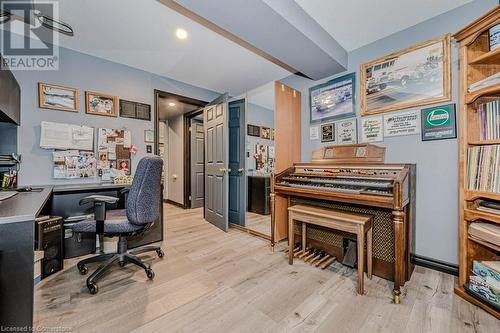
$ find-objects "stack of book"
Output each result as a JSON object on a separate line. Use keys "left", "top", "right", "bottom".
{"left": 465, "top": 261, "right": 500, "bottom": 311}
{"left": 479, "top": 99, "right": 500, "bottom": 141}
{"left": 467, "top": 145, "right": 500, "bottom": 192}
{"left": 469, "top": 72, "right": 500, "bottom": 92}
{"left": 469, "top": 222, "right": 500, "bottom": 246}
{"left": 477, "top": 199, "right": 500, "bottom": 215}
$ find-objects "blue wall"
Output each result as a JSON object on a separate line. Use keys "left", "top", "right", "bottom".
{"left": 12, "top": 45, "right": 219, "bottom": 186}
{"left": 281, "top": 0, "right": 498, "bottom": 264}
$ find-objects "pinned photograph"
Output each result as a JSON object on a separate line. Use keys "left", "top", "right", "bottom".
{"left": 117, "top": 159, "right": 131, "bottom": 175}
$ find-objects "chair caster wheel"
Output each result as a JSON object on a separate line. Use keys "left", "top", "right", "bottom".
{"left": 119, "top": 261, "right": 126, "bottom": 267}
{"left": 156, "top": 249, "right": 164, "bottom": 258}
{"left": 87, "top": 282, "right": 98, "bottom": 294}
{"left": 78, "top": 265, "right": 88, "bottom": 275}
{"left": 146, "top": 268, "right": 155, "bottom": 280}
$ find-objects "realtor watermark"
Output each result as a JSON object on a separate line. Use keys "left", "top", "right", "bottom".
{"left": 0, "top": 0, "right": 59, "bottom": 70}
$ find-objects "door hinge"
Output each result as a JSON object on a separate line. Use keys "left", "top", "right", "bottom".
{"left": 189, "top": 126, "right": 192, "bottom": 132}
{"left": 189, "top": 195, "right": 192, "bottom": 200}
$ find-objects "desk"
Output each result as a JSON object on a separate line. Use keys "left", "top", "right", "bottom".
{"left": 0, "top": 183, "right": 163, "bottom": 327}
{"left": 0, "top": 186, "right": 53, "bottom": 328}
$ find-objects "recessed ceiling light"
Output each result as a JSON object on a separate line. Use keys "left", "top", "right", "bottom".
{"left": 168, "top": 102, "right": 176, "bottom": 107}
{"left": 176, "top": 28, "right": 188, "bottom": 40}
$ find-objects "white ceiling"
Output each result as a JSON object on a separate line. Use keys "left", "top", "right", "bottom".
{"left": 245, "top": 81, "right": 275, "bottom": 110}
{"left": 39, "top": 0, "right": 291, "bottom": 96}
{"left": 295, "top": 0, "right": 473, "bottom": 51}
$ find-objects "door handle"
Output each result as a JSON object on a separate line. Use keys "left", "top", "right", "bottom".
{"left": 238, "top": 168, "right": 245, "bottom": 173}
{"left": 219, "top": 168, "right": 231, "bottom": 173}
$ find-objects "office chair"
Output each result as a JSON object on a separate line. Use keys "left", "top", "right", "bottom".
{"left": 71, "top": 157, "right": 164, "bottom": 294}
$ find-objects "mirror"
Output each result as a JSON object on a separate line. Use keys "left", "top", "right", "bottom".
{"left": 244, "top": 82, "right": 275, "bottom": 237}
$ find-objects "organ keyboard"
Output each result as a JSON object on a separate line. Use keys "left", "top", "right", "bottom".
{"left": 271, "top": 144, "right": 416, "bottom": 303}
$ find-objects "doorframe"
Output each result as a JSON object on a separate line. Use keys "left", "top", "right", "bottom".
{"left": 183, "top": 108, "right": 205, "bottom": 208}
{"left": 154, "top": 89, "right": 207, "bottom": 208}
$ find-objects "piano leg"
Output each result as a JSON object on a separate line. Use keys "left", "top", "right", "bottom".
{"left": 392, "top": 210, "right": 406, "bottom": 304}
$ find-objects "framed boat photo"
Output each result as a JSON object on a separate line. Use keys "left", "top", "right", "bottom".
{"left": 361, "top": 34, "right": 451, "bottom": 116}
{"left": 38, "top": 83, "right": 78, "bottom": 112}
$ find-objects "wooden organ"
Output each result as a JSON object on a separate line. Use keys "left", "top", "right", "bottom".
{"left": 271, "top": 144, "right": 416, "bottom": 303}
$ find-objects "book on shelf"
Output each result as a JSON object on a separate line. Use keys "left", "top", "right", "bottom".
{"left": 465, "top": 261, "right": 500, "bottom": 310}
{"left": 468, "top": 72, "right": 500, "bottom": 92}
{"left": 479, "top": 99, "right": 500, "bottom": 141}
{"left": 477, "top": 199, "right": 500, "bottom": 215}
{"left": 469, "top": 222, "right": 500, "bottom": 246}
{"left": 467, "top": 144, "right": 500, "bottom": 193}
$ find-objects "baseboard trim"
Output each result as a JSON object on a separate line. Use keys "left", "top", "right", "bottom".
{"left": 164, "top": 199, "right": 186, "bottom": 209}
{"left": 411, "top": 254, "right": 458, "bottom": 276}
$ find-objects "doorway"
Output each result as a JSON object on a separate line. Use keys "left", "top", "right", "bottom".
{"left": 154, "top": 90, "right": 207, "bottom": 209}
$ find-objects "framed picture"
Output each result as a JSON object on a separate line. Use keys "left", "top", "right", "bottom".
{"left": 146, "top": 145, "right": 153, "bottom": 154}
{"left": 361, "top": 34, "right": 451, "bottom": 116}
{"left": 247, "top": 124, "right": 260, "bottom": 137}
{"left": 421, "top": 104, "right": 457, "bottom": 141}
{"left": 321, "top": 123, "right": 335, "bottom": 142}
{"left": 489, "top": 23, "right": 500, "bottom": 51}
{"left": 260, "top": 126, "right": 271, "bottom": 139}
{"left": 85, "top": 91, "right": 118, "bottom": 117}
{"left": 144, "top": 129, "right": 154, "bottom": 143}
{"left": 119, "top": 99, "right": 151, "bottom": 121}
{"left": 310, "top": 72, "right": 355, "bottom": 123}
{"left": 38, "top": 83, "right": 78, "bottom": 112}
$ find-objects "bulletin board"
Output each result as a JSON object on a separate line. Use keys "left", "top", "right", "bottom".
{"left": 97, "top": 128, "right": 132, "bottom": 176}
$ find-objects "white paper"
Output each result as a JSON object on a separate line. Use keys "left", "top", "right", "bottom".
{"left": 383, "top": 110, "right": 421, "bottom": 137}
{"left": 123, "top": 130, "right": 132, "bottom": 148}
{"left": 309, "top": 126, "right": 319, "bottom": 140}
{"left": 40, "top": 121, "right": 94, "bottom": 151}
{"left": 336, "top": 118, "right": 357, "bottom": 144}
{"left": 360, "top": 116, "right": 383, "bottom": 143}
{"left": 52, "top": 150, "right": 79, "bottom": 162}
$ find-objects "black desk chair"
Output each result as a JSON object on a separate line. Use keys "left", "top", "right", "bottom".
{"left": 71, "top": 157, "right": 164, "bottom": 294}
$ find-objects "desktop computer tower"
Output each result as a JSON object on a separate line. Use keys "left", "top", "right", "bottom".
{"left": 35, "top": 216, "right": 64, "bottom": 279}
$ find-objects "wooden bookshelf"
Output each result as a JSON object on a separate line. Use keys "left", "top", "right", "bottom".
{"left": 469, "top": 47, "right": 500, "bottom": 65}
{"left": 454, "top": 6, "right": 500, "bottom": 320}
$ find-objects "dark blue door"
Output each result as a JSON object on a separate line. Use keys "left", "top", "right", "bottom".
{"left": 228, "top": 99, "right": 246, "bottom": 226}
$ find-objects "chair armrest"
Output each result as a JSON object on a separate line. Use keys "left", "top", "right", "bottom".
{"left": 79, "top": 195, "right": 120, "bottom": 206}
{"left": 120, "top": 188, "right": 130, "bottom": 195}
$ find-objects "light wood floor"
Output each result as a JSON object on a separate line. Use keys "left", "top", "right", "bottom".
{"left": 245, "top": 211, "right": 271, "bottom": 236}
{"left": 34, "top": 204, "right": 500, "bottom": 332}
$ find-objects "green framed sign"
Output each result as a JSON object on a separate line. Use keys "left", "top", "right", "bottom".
{"left": 421, "top": 104, "right": 457, "bottom": 141}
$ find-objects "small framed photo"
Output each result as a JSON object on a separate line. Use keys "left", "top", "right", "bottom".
{"left": 247, "top": 124, "right": 260, "bottom": 137}
{"left": 321, "top": 123, "right": 336, "bottom": 143}
{"left": 38, "top": 83, "right": 78, "bottom": 112}
{"left": 146, "top": 145, "right": 153, "bottom": 154}
{"left": 144, "top": 129, "right": 154, "bottom": 143}
{"left": 260, "top": 126, "right": 271, "bottom": 139}
{"left": 85, "top": 91, "right": 118, "bottom": 117}
{"left": 489, "top": 23, "right": 500, "bottom": 51}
